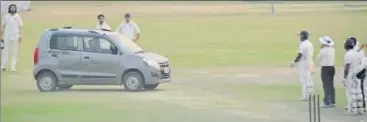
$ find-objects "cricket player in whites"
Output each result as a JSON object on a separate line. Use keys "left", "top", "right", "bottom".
{"left": 343, "top": 39, "right": 365, "bottom": 115}
{"left": 1, "top": 4, "right": 23, "bottom": 72}
{"left": 116, "top": 13, "right": 141, "bottom": 42}
{"left": 356, "top": 44, "right": 367, "bottom": 115}
{"left": 289, "top": 30, "right": 314, "bottom": 101}
{"left": 96, "top": 14, "right": 111, "bottom": 31}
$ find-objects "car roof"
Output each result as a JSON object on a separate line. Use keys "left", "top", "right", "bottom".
{"left": 46, "top": 27, "right": 118, "bottom": 36}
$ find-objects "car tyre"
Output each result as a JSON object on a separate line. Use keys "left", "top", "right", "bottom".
{"left": 123, "top": 71, "right": 144, "bottom": 92}
{"left": 143, "top": 84, "right": 159, "bottom": 90}
{"left": 36, "top": 71, "right": 58, "bottom": 92}
{"left": 58, "top": 84, "right": 73, "bottom": 90}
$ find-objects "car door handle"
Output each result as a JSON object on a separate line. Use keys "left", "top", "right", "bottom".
{"left": 84, "top": 56, "right": 90, "bottom": 59}
{"left": 61, "top": 50, "right": 71, "bottom": 54}
{"left": 51, "top": 54, "right": 58, "bottom": 57}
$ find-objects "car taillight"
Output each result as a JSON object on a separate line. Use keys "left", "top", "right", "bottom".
{"left": 33, "top": 48, "right": 39, "bottom": 65}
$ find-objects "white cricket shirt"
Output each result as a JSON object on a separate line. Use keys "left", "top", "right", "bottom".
{"left": 298, "top": 40, "right": 314, "bottom": 65}
{"left": 96, "top": 22, "right": 111, "bottom": 31}
{"left": 116, "top": 21, "right": 140, "bottom": 40}
{"left": 317, "top": 46, "right": 335, "bottom": 66}
{"left": 1, "top": 13, "right": 23, "bottom": 37}
{"left": 344, "top": 50, "right": 362, "bottom": 74}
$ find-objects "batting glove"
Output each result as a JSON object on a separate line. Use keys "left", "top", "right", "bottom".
{"left": 288, "top": 61, "right": 296, "bottom": 68}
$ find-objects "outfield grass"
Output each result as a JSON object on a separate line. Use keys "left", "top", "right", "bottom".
{"left": 2, "top": 1, "right": 367, "bottom": 122}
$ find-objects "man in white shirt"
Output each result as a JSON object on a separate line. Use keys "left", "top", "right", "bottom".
{"left": 96, "top": 14, "right": 111, "bottom": 31}
{"left": 1, "top": 4, "right": 23, "bottom": 72}
{"left": 289, "top": 30, "right": 314, "bottom": 101}
{"left": 343, "top": 38, "right": 364, "bottom": 115}
{"left": 116, "top": 13, "right": 141, "bottom": 42}
{"left": 316, "top": 36, "right": 336, "bottom": 108}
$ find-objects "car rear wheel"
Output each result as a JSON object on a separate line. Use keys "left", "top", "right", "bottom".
{"left": 36, "top": 71, "right": 58, "bottom": 92}
{"left": 58, "top": 84, "right": 73, "bottom": 90}
{"left": 123, "top": 71, "right": 144, "bottom": 92}
{"left": 143, "top": 84, "right": 159, "bottom": 90}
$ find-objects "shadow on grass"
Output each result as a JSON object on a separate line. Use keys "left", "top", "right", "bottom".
{"left": 62, "top": 88, "right": 165, "bottom": 93}
{"left": 13, "top": 88, "right": 165, "bottom": 94}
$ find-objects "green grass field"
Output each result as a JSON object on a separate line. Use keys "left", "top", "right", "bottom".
{"left": 2, "top": 1, "right": 367, "bottom": 122}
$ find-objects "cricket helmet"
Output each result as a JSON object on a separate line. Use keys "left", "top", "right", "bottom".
{"left": 299, "top": 30, "right": 309, "bottom": 41}
{"left": 344, "top": 38, "right": 355, "bottom": 50}
{"left": 348, "top": 36, "right": 358, "bottom": 46}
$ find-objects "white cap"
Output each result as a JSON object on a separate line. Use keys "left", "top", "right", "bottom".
{"left": 319, "top": 36, "right": 334, "bottom": 46}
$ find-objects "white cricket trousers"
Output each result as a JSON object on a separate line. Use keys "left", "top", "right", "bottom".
{"left": 298, "top": 61, "right": 314, "bottom": 99}
{"left": 345, "top": 78, "right": 364, "bottom": 115}
{"left": 1, "top": 34, "right": 20, "bottom": 70}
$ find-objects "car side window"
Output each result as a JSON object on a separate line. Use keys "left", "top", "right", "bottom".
{"left": 50, "top": 35, "right": 79, "bottom": 51}
{"left": 82, "top": 36, "right": 118, "bottom": 55}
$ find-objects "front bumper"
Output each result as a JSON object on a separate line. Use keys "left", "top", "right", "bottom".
{"left": 144, "top": 62, "right": 172, "bottom": 85}
{"left": 158, "top": 78, "right": 171, "bottom": 83}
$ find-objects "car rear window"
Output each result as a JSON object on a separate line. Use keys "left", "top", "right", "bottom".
{"left": 50, "top": 35, "right": 79, "bottom": 51}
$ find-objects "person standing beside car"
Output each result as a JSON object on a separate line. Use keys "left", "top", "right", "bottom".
{"left": 116, "top": 13, "right": 141, "bottom": 42}
{"left": 316, "top": 36, "right": 336, "bottom": 108}
{"left": 1, "top": 4, "right": 23, "bottom": 72}
{"left": 96, "top": 14, "right": 111, "bottom": 31}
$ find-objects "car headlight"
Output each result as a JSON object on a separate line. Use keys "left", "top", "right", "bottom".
{"left": 143, "top": 58, "right": 160, "bottom": 70}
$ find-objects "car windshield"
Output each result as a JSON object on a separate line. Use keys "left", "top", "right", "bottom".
{"left": 108, "top": 34, "right": 144, "bottom": 53}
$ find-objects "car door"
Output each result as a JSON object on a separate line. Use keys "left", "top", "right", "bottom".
{"left": 49, "top": 33, "right": 82, "bottom": 84}
{"left": 79, "top": 35, "right": 121, "bottom": 85}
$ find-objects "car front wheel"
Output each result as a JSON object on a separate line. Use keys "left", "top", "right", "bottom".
{"left": 36, "top": 71, "right": 58, "bottom": 92}
{"left": 123, "top": 71, "right": 144, "bottom": 92}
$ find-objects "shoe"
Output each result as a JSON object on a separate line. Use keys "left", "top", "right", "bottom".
{"left": 10, "top": 69, "right": 16, "bottom": 72}
{"left": 320, "top": 104, "right": 333, "bottom": 108}
{"left": 330, "top": 104, "right": 336, "bottom": 107}
{"left": 300, "top": 97, "right": 309, "bottom": 101}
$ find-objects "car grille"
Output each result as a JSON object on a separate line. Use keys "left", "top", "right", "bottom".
{"left": 159, "top": 62, "right": 170, "bottom": 79}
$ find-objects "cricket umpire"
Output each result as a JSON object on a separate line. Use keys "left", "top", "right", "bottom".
{"left": 316, "top": 36, "right": 335, "bottom": 108}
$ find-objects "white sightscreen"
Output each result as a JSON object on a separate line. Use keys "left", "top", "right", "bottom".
{"left": 1, "top": 1, "right": 31, "bottom": 13}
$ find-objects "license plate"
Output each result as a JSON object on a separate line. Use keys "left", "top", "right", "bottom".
{"left": 163, "top": 67, "right": 170, "bottom": 73}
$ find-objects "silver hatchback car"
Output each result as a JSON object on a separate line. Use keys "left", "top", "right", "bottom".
{"left": 33, "top": 27, "right": 171, "bottom": 92}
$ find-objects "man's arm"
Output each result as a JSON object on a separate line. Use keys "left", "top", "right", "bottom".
{"left": 344, "top": 63, "right": 351, "bottom": 79}
{"left": 1, "top": 15, "right": 5, "bottom": 39}
{"left": 134, "top": 22, "right": 141, "bottom": 41}
{"left": 316, "top": 49, "right": 324, "bottom": 64}
{"left": 357, "top": 44, "right": 365, "bottom": 52}
{"left": 294, "top": 53, "right": 303, "bottom": 63}
{"left": 135, "top": 33, "right": 140, "bottom": 42}
{"left": 356, "top": 58, "right": 367, "bottom": 73}
{"left": 115, "top": 25, "right": 122, "bottom": 34}
{"left": 18, "top": 15, "right": 24, "bottom": 42}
